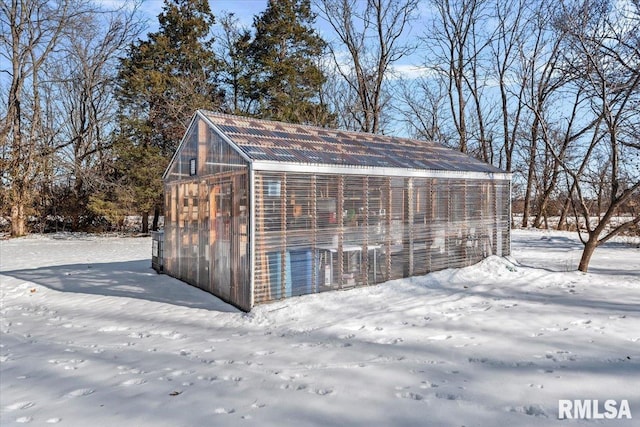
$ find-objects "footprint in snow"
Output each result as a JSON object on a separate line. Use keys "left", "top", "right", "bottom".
{"left": 280, "top": 383, "right": 307, "bottom": 391}
{"left": 196, "top": 375, "right": 218, "bottom": 382}
{"left": 569, "top": 319, "right": 592, "bottom": 326}
{"left": 48, "top": 359, "right": 84, "bottom": 368}
{"left": 427, "top": 334, "right": 451, "bottom": 341}
{"left": 117, "top": 366, "right": 144, "bottom": 375}
{"left": 435, "top": 392, "right": 460, "bottom": 400}
{"left": 64, "top": 388, "right": 94, "bottom": 398}
{"left": 15, "top": 416, "right": 33, "bottom": 423}
{"left": 311, "top": 388, "right": 334, "bottom": 396}
{"left": 508, "top": 404, "right": 548, "bottom": 417}
{"left": 160, "top": 331, "right": 186, "bottom": 340}
{"left": 6, "top": 401, "right": 35, "bottom": 411}
{"left": 46, "top": 418, "right": 62, "bottom": 423}
{"left": 396, "top": 391, "right": 424, "bottom": 401}
{"left": 374, "top": 337, "right": 403, "bottom": 345}
{"left": 214, "top": 408, "right": 235, "bottom": 414}
{"left": 291, "top": 342, "right": 321, "bottom": 348}
{"left": 120, "top": 378, "right": 146, "bottom": 386}
{"left": 128, "top": 332, "right": 150, "bottom": 339}
{"left": 419, "top": 381, "right": 438, "bottom": 389}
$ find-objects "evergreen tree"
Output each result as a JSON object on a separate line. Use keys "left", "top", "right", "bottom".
{"left": 114, "top": 0, "right": 221, "bottom": 231}
{"left": 217, "top": 12, "right": 254, "bottom": 115}
{"left": 246, "top": 0, "right": 333, "bottom": 125}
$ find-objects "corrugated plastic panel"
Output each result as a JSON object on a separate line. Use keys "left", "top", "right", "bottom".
{"left": 200, "top": 111, "right": 504, "bottom": 174}
{"left": 252, "top": 171, "right": 511, "bottom": 305}
{"left": 164, "top": 171, "right": 251, "bottom": 311}
{"left": 166, "top": 118, "right": 248, "bottom": 182}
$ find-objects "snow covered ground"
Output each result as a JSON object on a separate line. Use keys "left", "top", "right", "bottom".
{"left": 1, "top": 230, "right": 638, "bottom": 426}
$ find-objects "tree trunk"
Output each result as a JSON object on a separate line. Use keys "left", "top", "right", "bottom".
{"left": 152, "top": 205, "right": 160, "bottom": 231}
{"left": 557, "top": 196, "right": 571, "bottom": 230}
{"left": 522, "top": 118, "right": 539, "bottom": 228}
{"left": 10, "top": 202, "right": 27, "bottom": 237}
{"left": 141, "top": 211, "right": 149, "bottom": 234}
{"left": 578, "top": 234, "right": 598, "bottom": 272}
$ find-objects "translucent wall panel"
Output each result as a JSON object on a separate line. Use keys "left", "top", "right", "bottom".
{"left": 163, "top": 117, "right": 251, "bottom": 310}
{"left": 164, "top": 171, "right": 250, "bottom": 310}
{"left": 253, "top": 171, "right": 511, "bottom": 306}
{"left": 166, "top": 118, "right": 248, "bottom": 182}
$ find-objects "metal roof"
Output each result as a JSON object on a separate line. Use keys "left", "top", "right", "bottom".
{"left": 199, "top": 110, "right": 505, "bottom": 175}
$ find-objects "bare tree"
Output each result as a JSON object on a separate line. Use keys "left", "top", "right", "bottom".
{"left": 50, "top": 5, "right": 142, "bottom": 230}
{"left": 516, "top": 0, "right": 567, "bottom": 228}
{"left": 490, "top": 0, "right": 529, "bottom": 172}
{"left": 315, "top": 0, "right": 419, "bottom": 133}
{"left": 548, "top": 0, "right": 640, "bottom": 271}
{"left": 1, "top": 0, "right": 86, "bottom": 236}
{"left": 216, "top": 12, "right": 253, "bottom": 115}
{"left": 1, "top": 0, "right": 142, "bottom": 235}
{"left": 394, "top": 75, "right": 450, "bottom": 145}
{"left": 422, "top": 0, "right": 493, "bottom": 153}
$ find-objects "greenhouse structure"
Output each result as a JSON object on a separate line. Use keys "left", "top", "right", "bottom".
{"left": 162, "top": 110, "right": 511, "bottom": 311}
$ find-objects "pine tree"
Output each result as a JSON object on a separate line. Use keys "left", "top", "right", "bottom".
{"left": 114, "top": 0, "right": 221, "bottom": 232}
{"left": 246, "top": 0, "right": 333, "bottom": 125}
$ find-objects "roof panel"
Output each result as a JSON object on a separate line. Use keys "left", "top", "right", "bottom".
{"left": 202, "top": 111, "right": 505, "bottom": 174}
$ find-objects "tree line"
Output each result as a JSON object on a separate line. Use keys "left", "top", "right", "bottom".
{"left": 1, "top": 0, "right": 638, "bottom": 271}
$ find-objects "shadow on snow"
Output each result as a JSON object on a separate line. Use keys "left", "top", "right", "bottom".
{"left": 1, "top": 259, "right": 238, "bottom": 313}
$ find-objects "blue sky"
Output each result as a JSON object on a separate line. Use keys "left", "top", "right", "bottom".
{"left": 133, "top": 0, "right": 428, "bottom": 77}
{"left": 139, "top": 0, "right": 269, "bottom": 33}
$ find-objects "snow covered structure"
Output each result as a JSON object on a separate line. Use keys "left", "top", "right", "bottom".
{"left": 162, "top": 111, "right": 511, "bottom": 311}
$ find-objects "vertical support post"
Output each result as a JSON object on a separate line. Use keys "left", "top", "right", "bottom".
{"left": 407, "top": 178, "right": 414, "bottom": 277}
{"left": 427, "top": 179, "right": 435, "bottom": 272}
{"left": 249, "top": 166, "right": 255, "bottom": 309}
{"left": 446, "top": 179, "right": 452, "bottom": 267}
{"left": 311, "top": 175, "right": 317, "bottom": 292}
{"left": 337, "top": 175, "right": 344, "bottom": 288}
{"left": 230, "top": 176, "right": 237, "bottom": 302}
{"left": 254, "top": 174, "right": 270, "bottom": 301}
{"left": 385, "top": 177, "right": 392, "bottom": 281}
{"left": 362, "top": 176, "right": 369, "bottom": 286}
{"left": 506, "top": 180, "right": 512, "bottom": 255}
{"left": 492, "top": 180, "right": 499, "bottom": 256}
{"left": 170, "top": 184, "right": 178, "bottom": 273}
{"left": 462, "top": 180, "right": 468, "bottom": 265}
{"left": 177, "top": 183, "right": 184, "bottom": 276}
{"left": 280, "top": 173, "right": 287, "bottom": 298}
{"left": 198, "top": 180, "right": 208, "bottom": 289}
